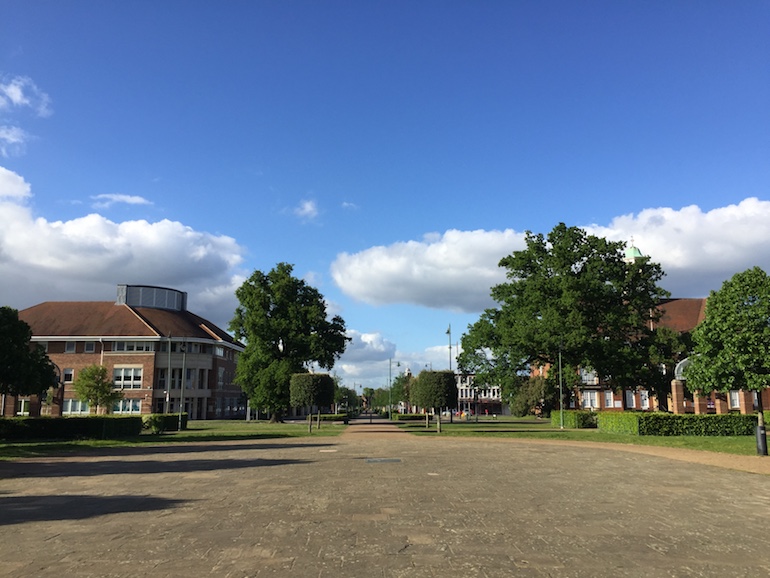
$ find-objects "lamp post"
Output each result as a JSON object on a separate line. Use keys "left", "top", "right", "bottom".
{"left": 178, "top": 343, "right": 187, "bottom": 432}
{"left": 558, "top": 343, "right": 564, "bottom": 430}
{"left": 388, "top": 359, "right": 400, "bottom": 420}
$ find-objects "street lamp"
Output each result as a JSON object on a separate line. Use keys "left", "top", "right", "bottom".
{"left": 178, "top": 343, "right": 187, "bottom": 432}
{"left": 389, "top": 359, "right": 400, "bottom": 420}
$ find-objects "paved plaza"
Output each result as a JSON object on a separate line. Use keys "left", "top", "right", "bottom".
{"left": 2, "top": 419, "right": 770, "bottom": 577}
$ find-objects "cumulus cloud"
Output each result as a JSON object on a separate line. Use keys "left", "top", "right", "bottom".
{"left": 91, "top": 193, "right": 153, "bottom": 209}
{"left": 331, "top": 229, "right": 525, "bottom": 312}
{"left": 0, "top": 166, "right": 245, "bottom": 330}
{"left": 585, "top": 198, "right": 770, "bottom": 297}
{"left": 332, "top": 198, "right": 770, "bottom": 313}
{"left": 294, "top": 199, "right": 318, "bottom": 220}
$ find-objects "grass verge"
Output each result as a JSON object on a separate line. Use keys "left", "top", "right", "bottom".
{"left": 0, "top": 420, "right": 345, "bottom": 461}
{"left": 397, "top": 417, "right": 760, "bottom": 456}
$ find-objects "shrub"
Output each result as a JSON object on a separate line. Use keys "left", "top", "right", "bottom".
{"left": 595, "top": 411, "right": 768, "bottom": 436}
{"left": 393, "top": 413, "right": 431, "bottom": 421}
{"left": 0, "top": 416, "right": 143, "bottom": 440}
{"left": 551, "top": 410, "right": 597, "bottom": 429}
{"left": 597, "top": 412, "right": 640, "bottom": 435}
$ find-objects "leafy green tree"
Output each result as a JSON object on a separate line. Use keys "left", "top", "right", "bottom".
{"left": 459, "top": 223, "right": 670, "bottom": 391}
{"left": 230, "top": 263, "right": 349, "bottom": 421}
{"left": 390, "top": 372, "right": 415, "bottom": 411}
{"left": 0, "top": 306, "right": 57, "bottom": 397}
{"left": 72, "top": 364, "right": 123, "bottom": 414}
{"left": 290, "top": 373, "right": 336, "bottom": 410}
{"left": 410, "top": 370, "right": 458, "bottom": 431}
{"left": 685, "top": 267, "right": 770, "bottom": 426}
{"left": 334, "top": 385, "right": 359, "bottom": 412}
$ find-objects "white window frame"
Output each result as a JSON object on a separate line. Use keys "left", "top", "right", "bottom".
{"left": 113, "top": 398, "right": 142, "bottom": 414}
{"left": 65, "top": 341, "right": 76, "bottom": 353}
{"left": 729, "top": 390, "right": 740, "bottom": 409}
{"left": 113, "top": 366, "right": 143, "bottom": 389}
{"left": 582, "top": 390, "right": 598, "bottom": 409}
{"left": 640, "top": 390, "right": 650, "bottom": 410}
{"left": 84, "top": 341, "right": 96, "bottom": 353}
{"left": 604, "top": 390, "right": 613, "bottom": 408}
{"left": 63, "top": 399, "right": 90, "bottom": 415}
{"left": 625, "top": 390, "right": 636, "bottom": 409}
{"left": 63, "top": 368, "right": 74, "bottom": 383}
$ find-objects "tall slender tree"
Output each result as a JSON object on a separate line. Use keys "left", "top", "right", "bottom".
{"left": 230, "top": 263, "right": 349, "bottom": 421}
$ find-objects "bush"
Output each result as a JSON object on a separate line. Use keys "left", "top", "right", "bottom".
{"left": 0, "top": 416, "right": 143, "bottom": 440}
{"left": 597, "top": 412, "right": 640, "bottom": 435}
{"left": 551, "top": 410, "right": 597, "bottom": 429}
{"left": 142, "top": 413, "right": 186, "bottom": 434}
{"left": 393, "top": 413, "right": 431, "bottom": 421}
{"left": 595, "top": 411, "right": 770, "bottom": 436}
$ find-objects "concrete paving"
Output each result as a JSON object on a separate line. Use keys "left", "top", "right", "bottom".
{"left": 2, "top": 418, "right": 770, "bottom": 577}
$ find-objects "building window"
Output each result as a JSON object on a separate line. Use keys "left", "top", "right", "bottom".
{"left": 582, "top": 390, "right": 598, "bottom": 409}
{"left": 729, "top": 390, "right": 740, "bottom": 409}
{"left": 604, "top": 390, "right": 613, "bottom": 408}
{"left": 16, "top": 399, "right": 30, "bottom": 416}
{"left": 625, "top": 390, "right": 636, "bottom": 409}
{"left": 114, "top": 367, "right": 143, "bottom": 389}
{"left": 640, "top": 390, "right": 650, "bottom": 409}
{"left": 84, "top": 341, "right": 96, "bottom": 353}
{"left": 157, "top": 368, "right": 167, "bottom": 388}
{"left": 63, "top": 368, "right": 74, "bottom": 383}
{"left": 63, "top": 399, "right": 90, "bottom": 415}
{"left": 218, "top": 367, "right": 225, "bottom": 387}
{"left": 65, "top": 341, "right": 76, "bottom": 353}
{"left": 113, "top": 341, "right": 155, "bottom": 352}
{"left": 113, "top": 399, "right": 142, "bottom": 414}
{"left": 215, "top": 345, "right": 225, "bottom": 357}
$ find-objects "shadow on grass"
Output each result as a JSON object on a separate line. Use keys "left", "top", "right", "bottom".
{"left": 0, "top": 494, "right": 187, "bottom": 526}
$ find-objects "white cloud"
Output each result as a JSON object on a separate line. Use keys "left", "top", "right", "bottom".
{"left": 0, "top": 75, "right": 51, "bottom": 157}
{"left": 584, "top": 198, "right": 770, "bottom": 297}
{"left": 0, "top": 165, "right": 31, "bottom": 198}
{"left": 91, "top": 193, "right": 153, "bottom": 209}
{"left": 294, "top": 199, "right": 319, "bottom": 220}
{"left": 0, "top": 166, "right": 245, "bottom": 330}
{"left": 0, "top": 76, "right": 52, "bottom": 117}
{"left": 331, "top": 229, "right": 525, "bottom": 312}
{"left": 332, "top": 198, "right": 770, "bottom": 313}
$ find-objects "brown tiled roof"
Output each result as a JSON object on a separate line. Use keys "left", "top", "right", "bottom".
{"left": 656, "top": 298, "right": 707, "bottom": 333}
{"left": 19, "top": 301, "right": 242, "bottom": 347}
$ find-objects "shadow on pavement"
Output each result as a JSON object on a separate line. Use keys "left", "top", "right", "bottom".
{"left": 0, "top": 494, "right": 187, "bottom": 526}
{"left": 0, "top": 457, "right": 311, "bottom": 479}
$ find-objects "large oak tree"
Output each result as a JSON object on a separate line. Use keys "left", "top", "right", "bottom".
{"left": 459, "top": 223, "right": 673, "bottom": 399}
{"left": 230, "top": 263, "right": 349, "bottom": 420}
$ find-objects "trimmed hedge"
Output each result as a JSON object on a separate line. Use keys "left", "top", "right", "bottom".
{"left": 597, "top": 411, "right": 770, "bottom": 436}
{"left": 142, "top": 413, "right": 187, "bottom": 434}
{"left": 393, "top": 413, "right": 432, "bottom": 421}
{"left": 0, "top": 415, "right": 144, "bottom": 441}
{"left": 550, "top": 410, "right": 597, "bottom": 429}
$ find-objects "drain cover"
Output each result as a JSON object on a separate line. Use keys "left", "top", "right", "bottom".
{"left": 365, "top": 458, "right": 402, "bottom": 463}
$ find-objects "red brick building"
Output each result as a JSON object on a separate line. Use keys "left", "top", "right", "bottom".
{"left": 4, "top": 285, "right": 244, "bottom": 419}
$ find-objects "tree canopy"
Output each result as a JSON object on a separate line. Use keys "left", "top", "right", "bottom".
{"left": 230, "top": 262, "right": 349, "bottom": 418}
{"left": 289, "top": 373, "right": 336, "bottom": 410}
{"left": 458, "top": 223, "right": 672, "bottom": 393}
{"left": 685, "top": 267, "right": 770, "bottom": 401}
{"left": 0, "top": 306, "right": 58, "bottom": 397}
{"left": 72, "top": 364, "right": 123, "bottom": 413}
{"left": 410, "top": 370, "right": 458, "bottom": 412}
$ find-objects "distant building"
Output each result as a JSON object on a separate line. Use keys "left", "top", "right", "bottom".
{"left": 6, "top": 285, "right": 245, "bottom": 419}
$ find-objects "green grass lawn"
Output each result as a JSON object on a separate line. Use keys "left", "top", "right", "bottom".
{"left": 0, "top": 419, "right": 346, "bottom": 461}
{"left": 397, "top": 416, "right": 761, "bottom": 456}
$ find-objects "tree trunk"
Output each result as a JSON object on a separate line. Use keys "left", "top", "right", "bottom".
{"left": 437, "top": 413, "right": 442, "bottom": 434}
{"left": 307, "top": 413, "right": 312, "bottom": 433}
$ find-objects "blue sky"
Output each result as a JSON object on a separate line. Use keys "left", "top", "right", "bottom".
{"left": 1, "top": 1, "right": 769, "bottom": 389}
